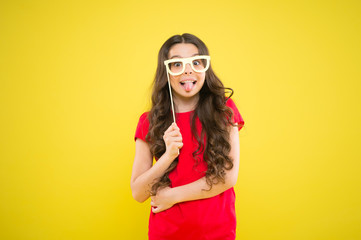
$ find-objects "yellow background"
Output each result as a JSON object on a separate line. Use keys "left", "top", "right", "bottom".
{"left": 1, "top": 0, "right": 360, "bottom": 239}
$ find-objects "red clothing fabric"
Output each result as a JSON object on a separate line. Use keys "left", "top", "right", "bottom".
{"left": 134, "top": 98, "right": 245, "bottom": 240}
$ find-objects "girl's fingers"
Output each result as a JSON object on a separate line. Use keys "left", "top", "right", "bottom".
{"left": 166, "top": 129, "right": 182, "bottom": 138}
{"left": 165, "top": 123, "right": 179, "bottom": 134}
{"left": 169, "top": 137, "right": 182, "bottom": 143}
{"left": 163, "top": 124, "right": 174, "bottom": 135}
{"left": 163, "top": 132, "right": 182, "bottom": 143}
{"left": 164, "top": 126, "right": 172, "bottom": 135}
{"left": 167, "top": 130, "right": 182, "bottom": 137}
{"left": 163, "top": 123, "right": 182, "bottom": 154}
{"left": 163, "top": 123, "right": 180, "bottom": 139}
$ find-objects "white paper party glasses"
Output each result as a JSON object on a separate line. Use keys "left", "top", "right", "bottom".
{"left": 164, "top": 55, "right": 211, "bottom": 125}
{"left": 164, "top": 55, "right": 211, "bottom": 76}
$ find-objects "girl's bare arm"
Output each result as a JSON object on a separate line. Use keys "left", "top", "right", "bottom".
{"left": 130, "top": 123, "right": 183, "bottom": 203}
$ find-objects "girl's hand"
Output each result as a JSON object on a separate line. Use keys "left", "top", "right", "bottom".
{"left": 150, "top": 187, "right": 177, "bottom": 213}
{"left": 163, "top": 122, "right": 183, "bottom": 159}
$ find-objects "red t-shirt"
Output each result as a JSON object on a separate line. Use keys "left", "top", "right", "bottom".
{"left": 134, "top": 98, "right": 245, "bottom": 240}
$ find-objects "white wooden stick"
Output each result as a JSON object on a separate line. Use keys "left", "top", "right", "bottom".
{"left": 166, "top": 73, "right": 179, "bottom": 154}
{"left": 166, "top": 73, "right": 176, "bottom": 123}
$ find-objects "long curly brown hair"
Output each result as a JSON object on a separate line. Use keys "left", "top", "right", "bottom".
{"left": 146, "top": 33, "right": 237, "bottom": 196}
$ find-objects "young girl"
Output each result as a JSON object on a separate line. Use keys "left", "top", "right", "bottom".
{"left": 131, "top": 33, "right": 245, "bottom": 240}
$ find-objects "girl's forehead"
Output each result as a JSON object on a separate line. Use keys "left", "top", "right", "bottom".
{"left": 168, "top": 43, "right": 199, "bottom": 58}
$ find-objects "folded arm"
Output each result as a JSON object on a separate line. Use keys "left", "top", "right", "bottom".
{"left": 151, "top": 125, "right": 240, "bottom": 213}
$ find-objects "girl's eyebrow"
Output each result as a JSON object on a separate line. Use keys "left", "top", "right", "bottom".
{"left": 169, "top": 53, "right": 200, "bottom": 59}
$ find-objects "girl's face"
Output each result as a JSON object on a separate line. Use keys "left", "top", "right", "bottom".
{"left": 167, "top": 43, "right": 206, "bottom": 102}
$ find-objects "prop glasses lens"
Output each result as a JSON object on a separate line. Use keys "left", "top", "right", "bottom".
{"left": 164, "top": 55, "right": 211, "bottom": 76}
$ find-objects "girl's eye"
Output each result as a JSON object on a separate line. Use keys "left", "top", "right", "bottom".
{"left": 173, "top": 62, "right": 182, "bottom": 67}
{"left": 193, "top": 60, "right": 200, "bottom": 66}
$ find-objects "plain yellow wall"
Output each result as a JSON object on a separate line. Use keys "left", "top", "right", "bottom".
{"left": 1, "top": 0, "right": 360, "bottom": 239}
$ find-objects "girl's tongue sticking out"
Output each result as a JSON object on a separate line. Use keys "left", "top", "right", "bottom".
{"left": 180, "top": 81, "right": 196, "bottom": 92}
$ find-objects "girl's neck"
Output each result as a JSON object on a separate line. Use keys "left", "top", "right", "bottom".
{"left": 173, "top": 94, "right": 199, "bottom": 113}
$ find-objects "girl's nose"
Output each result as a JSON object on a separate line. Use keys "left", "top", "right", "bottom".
{"left": 184, "top": 63, "right": 193, "bottom": 74}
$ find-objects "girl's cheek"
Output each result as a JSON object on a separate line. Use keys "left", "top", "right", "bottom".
{"left": 170, "top": 76, "right": 179, "bottom": 84}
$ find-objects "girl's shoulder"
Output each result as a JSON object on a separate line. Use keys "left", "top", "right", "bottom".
{"left": 134, "top": 112, "right": 150, "bottom": 142}
{"left": 137, "top": 111, "right": 150, "bottom": 127}
{"left": 225, "top": 96, "right": 239, "bottom": 110}
{"left": 225, "top": 96, "right": 235, "bottom": 106}
{"left": 225, "top": 97, "right": 245, "bottom": 131}
{"left": 138, "top": 111, "right": 150, "bottom": 121}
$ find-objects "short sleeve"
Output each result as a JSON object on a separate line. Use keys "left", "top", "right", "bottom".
{"left": 226, "top": 98, "right": 245, "bottom": 131}
{"left": 134, "top": 112, "right": 150, "bottom": 142}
